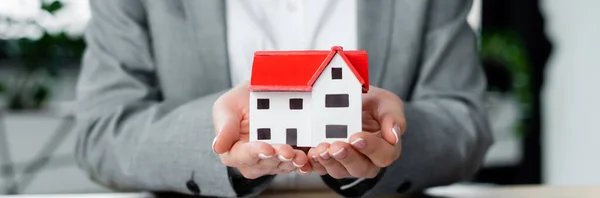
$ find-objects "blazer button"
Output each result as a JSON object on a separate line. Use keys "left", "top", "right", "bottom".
{"left": 186, "top": 180, "right": 201, "bottom": 195}
{"left": 396, "top": 181, "right": 412, "bottom": 193}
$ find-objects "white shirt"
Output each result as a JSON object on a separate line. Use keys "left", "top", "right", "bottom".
{"left": 225, "top": 0, "right": 357, "bottom": 190}
{"left": 226, "top": 0, "right": 357, "bottom": 86}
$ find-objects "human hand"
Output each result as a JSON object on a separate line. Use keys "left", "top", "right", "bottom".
{"left": 307, "top": 86, "right": 406, "bottom": 178}
{"left": 212, "top": 82, "right": 312, "bottom": 179}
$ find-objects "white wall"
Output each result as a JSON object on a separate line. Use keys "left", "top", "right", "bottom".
{"left": 541, "top": 0, "right": 600, "bottom": 185}
{"left": 310, "top": 54, "right": 362, "bottom": 145}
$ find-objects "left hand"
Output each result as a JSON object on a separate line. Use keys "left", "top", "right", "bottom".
{"left": 212, "top": 82, "right": 312, "bottom": 178}
{"left": 307, "top": 86, "right": 406, "bottom": 178}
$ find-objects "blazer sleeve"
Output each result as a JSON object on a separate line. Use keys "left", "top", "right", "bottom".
{"left": 373, "top": 0, "right": 492, "bottom": 195}
{"left": 329, "top": 0, "right": 493, "bottom": 197}
{"left": 74, "top": 0, "right": 271, "bottom": 197}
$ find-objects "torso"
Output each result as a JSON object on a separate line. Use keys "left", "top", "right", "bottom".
{"left": 226, "top": 0, "right": 358, "bottom": 86}
{"left": 225, "top": 0, "right": 357, "bottom": 189}
{"left": 141, "top": 0, "right": 429, "bottom": 115}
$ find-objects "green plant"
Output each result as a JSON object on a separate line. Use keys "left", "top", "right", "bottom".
{"left": 480, "top": 29, "right": 532, "bottom": 138}
{"left": 0, "top": 81, "right": 5, "bottom": 94}
{"left": 0, "top": 0, "right": 85, "bottom": 110}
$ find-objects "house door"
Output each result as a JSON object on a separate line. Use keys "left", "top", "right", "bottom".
{"left": 286, "top": 128, "right": 297, "bottom": 146}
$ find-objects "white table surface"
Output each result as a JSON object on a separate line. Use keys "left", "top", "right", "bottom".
{"left": 3, "top": 184, "right": 600, "bottom": 198}
{"left": 0, "top": 193, "right": 154, "bottom": 198}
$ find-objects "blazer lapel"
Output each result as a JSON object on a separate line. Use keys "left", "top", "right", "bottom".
{"left": 357, "top": 0, "right": 394, "bottom": 87}
{"left": 182, "top": 0, "right": 232, "bottom": 90}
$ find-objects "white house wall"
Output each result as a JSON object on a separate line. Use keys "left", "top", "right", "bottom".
{"left": 249, "top": 91, "right": 313, "bottom": 146}
{"left": 311, "top": 53, "right": 362, "bottom": 145}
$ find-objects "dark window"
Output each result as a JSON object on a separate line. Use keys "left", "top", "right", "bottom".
{"left": 332, "top": 67, "right": 342, "bottom": 79}
{"left": 257, "top": 98, "right": 270, "bottom": 109}
{"left": 325, "top": 94, "right": 349, "bottom": 107}
{"left": 289, "top": 98, "right": 303, "bottom": 110}
{"left": 326, "top": 125, "right": 348, "bottom": 138}
{"left": 286, "top": 128, "right": 297, "bottom": 146}
{"left": 257, "top": 128, "right": 271, "bottom": 140}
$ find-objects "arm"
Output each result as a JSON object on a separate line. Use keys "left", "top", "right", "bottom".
{"left": 74, "top": 0, "right": 271, "bottom": 196}
{"left": 368, "top": 0, "right": 492, "bottom": 195}
{"left": 321, "top": 0, "right": 493, "bottom": 196}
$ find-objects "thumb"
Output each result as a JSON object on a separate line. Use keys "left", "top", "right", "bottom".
{"left": 212, "top": 100, "right": 241, "bottom": 154}
{"left": 377, "top": 102, "right": 406, "bottom": 146}
{"left": 379, "top": 114, "right": 405, "bottom": 146}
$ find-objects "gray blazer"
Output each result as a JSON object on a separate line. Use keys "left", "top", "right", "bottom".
{"left": 74, "top": 0, "right": 493, "bottom": 197}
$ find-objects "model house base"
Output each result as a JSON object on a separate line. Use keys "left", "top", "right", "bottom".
{"left": 249, "top": 46, "right": 369, "bottom": 147}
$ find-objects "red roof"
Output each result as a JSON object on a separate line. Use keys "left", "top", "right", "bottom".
{"left": 249, "top": 46, "right": 369, "bottom": 93}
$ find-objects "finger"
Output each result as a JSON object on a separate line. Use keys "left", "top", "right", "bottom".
{"left": 292, "top": 150, "right": 309, "bottom": 169}
{"left": 308, "top": 146, "right": 327, "bottom": 175}
{"left": 349, "top": 132, "right": 400, "bottom": 168}
{"left": 297, "top": 161, "right": 312, "bottom": 175}
{"left": 277, "top": 161, "right": 296, "bottom": 173}
{"left": 273, "top": 168, "right": 293, "bottom": 175}
{"left": 279, "top": 150, "right": 309, "bottom": 174}
{"left": 240, "top": 118, "right": 250, "bottom": 134}
{"left": 254, "top": 144, "right": 293, "bottom": 172}
{"left": 273, "top": 144, "right": 297, "bottom": 172}
{"left": 293, "top": 146, "right": 311, "bottom": 154}
{"left": 362, "top": 110, "right": 380, "bottom": 132}
{"left": 212, "top": 98, "right": 242, "bottom": 154}
{"left": 255, "top": 155, "right": 281, "bottom": 171}
{"left": 329, "top": 141, "right": 379, "bottom": 178}
{"left": 375, "top": 98, "right": 406, "bottom": 146}
{"left": 273, "top": 144, "right": 295, "bottom": 162}
{"left": 315, "top": 143, "right": 350, "bottom": 179}
{"left": 238, "top": 167, "right": 270, "bottom": 179}
{"left": 221, "top": 141, "right": 276, "bottom": 167}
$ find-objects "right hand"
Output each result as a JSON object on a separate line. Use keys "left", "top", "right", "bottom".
{"left": 212, "top": 82, "right": 312, "bottom": 179}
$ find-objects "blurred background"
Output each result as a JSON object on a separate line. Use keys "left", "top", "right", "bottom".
{"left": 0, "top": 0, "right": 597, "bottom": 195}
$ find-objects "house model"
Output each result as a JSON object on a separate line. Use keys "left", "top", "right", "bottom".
{"left": 249, "top": 46, "right": 369, "bottom": 147}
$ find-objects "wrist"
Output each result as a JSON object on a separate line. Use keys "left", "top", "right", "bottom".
{"left": 322, "top": 168, "right": 386, "bottom": 197}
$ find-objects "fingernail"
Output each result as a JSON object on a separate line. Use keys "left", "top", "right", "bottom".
{"left": 311, "top": 156, "right": 319, "bottom": 163}
{"left": 259, "top": 153, "right": 272, "bottom": 159}
{"left": 331, "top": 148, "right": 348, "bottom": 159}
{"left": 320, "top": 151, "right": 331, "bottom": 160}
{"left": 278, "top": 155, "right": 292, "bottom": 162}
{"left": 211, "top": 136, "right": 218, "bottom": 153}
{"left": 212, "top": 125, "right": 224, "bottom": 153}
{"left": 298, "top": 168, "right": 309, "bottom": 174}
{"left": 350, "top": 138, "right": 367, "bottom": 150}
{"left": 392, "top": 124, "right": 401, "bottom": 145}
{"left": 292, "top": 161, "right": 304, "bottom": 168}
